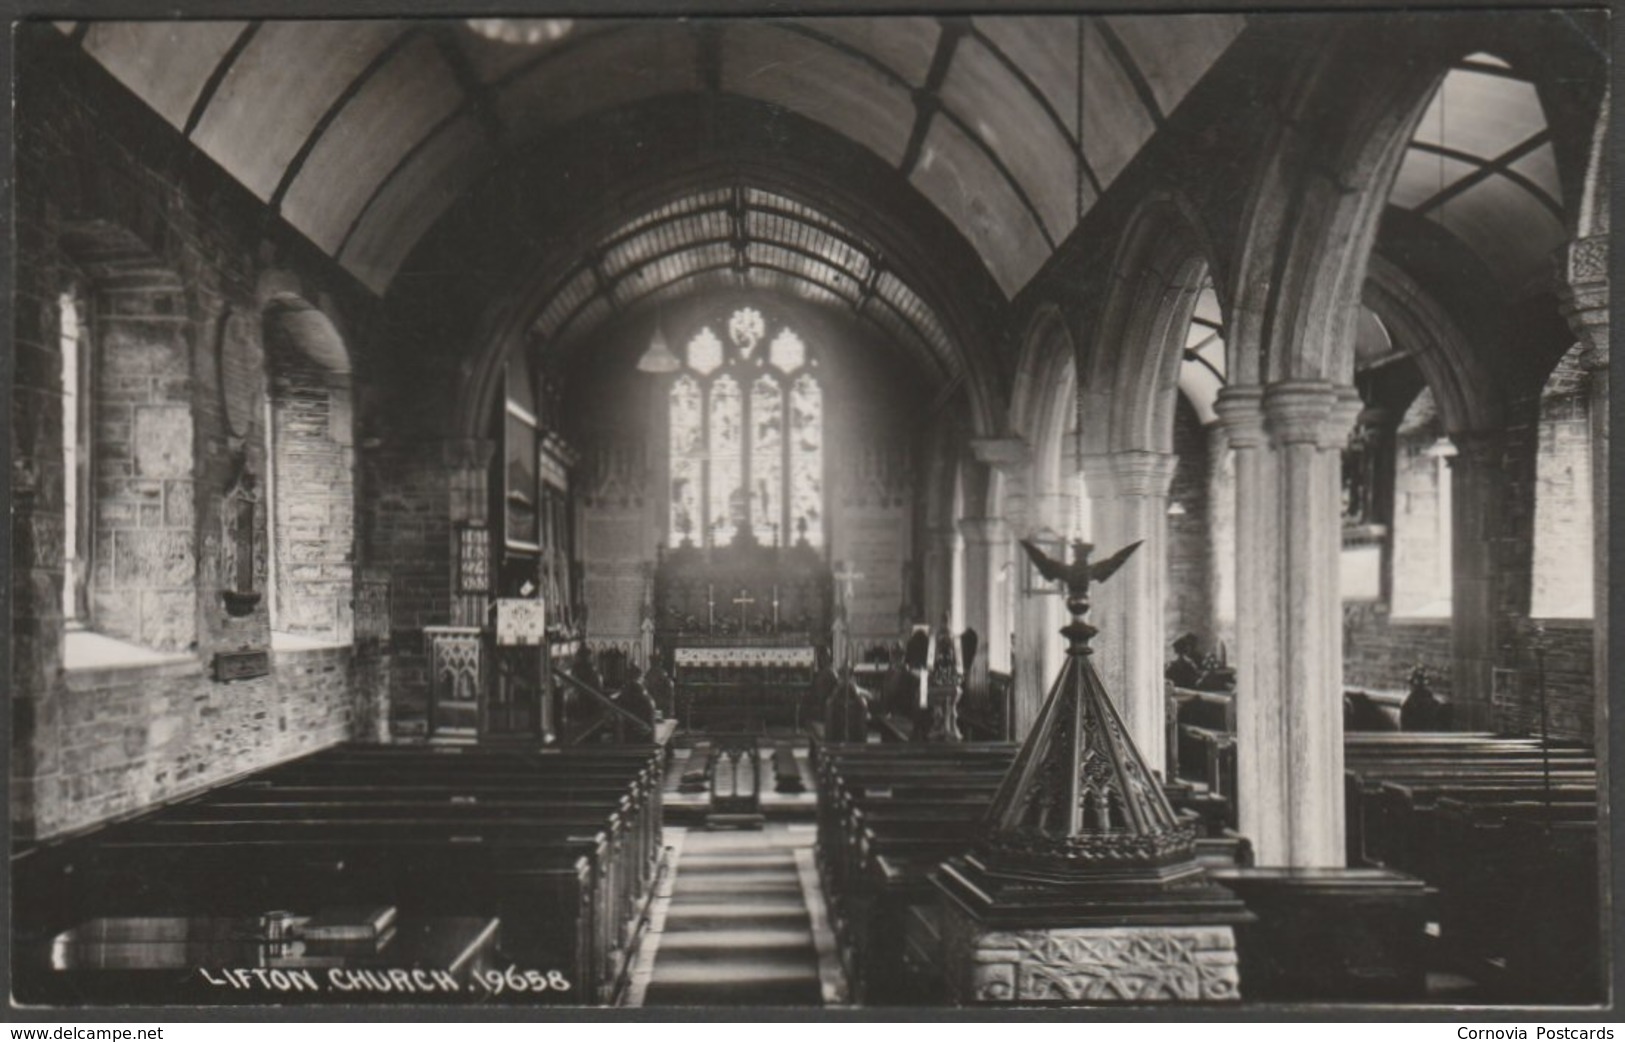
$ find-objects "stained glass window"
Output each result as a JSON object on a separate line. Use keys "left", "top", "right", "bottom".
{"left": 667, "top": 306, "right": 823, "bottom": 549}
{"left": 689, "top": 327, "right": 723, "bottom": 374}
{"left": 669, "top": 375, "right": 702, "bottom": 544}
{"left": 789, "top": 374, "right": 823, "bottom": 547}
{"left": 751, "top": 375, "right": 783, "bottom": 545}
{"left": 708, "top": 374, "right": 742, "bottom": 546}
{"left": 729, "top": 307, "right": 765, "bottom": 357}
{"left": 769, "top": 329, "right": 805, "bottom": 372}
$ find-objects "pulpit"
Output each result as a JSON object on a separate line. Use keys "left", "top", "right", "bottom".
{"left": 423, "top": 598, "right": 561, "bottom": 743}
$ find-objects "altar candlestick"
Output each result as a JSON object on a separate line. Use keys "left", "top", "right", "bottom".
{"left": 771, "top": 585, "right": 780, "bottom": 629}
{"left": 707, "top": 583, "right": 714, "bottom": 631}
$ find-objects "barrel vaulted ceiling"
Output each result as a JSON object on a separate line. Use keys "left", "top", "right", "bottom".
{"left": 57, "top": 16, "right": 1247, "bottom": 300}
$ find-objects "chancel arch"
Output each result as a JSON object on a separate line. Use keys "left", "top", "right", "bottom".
{"left": 446, "top": 155, "right": 1009, "bottom": 457}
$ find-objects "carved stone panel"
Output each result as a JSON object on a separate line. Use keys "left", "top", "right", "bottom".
{"left": 944, "top": 912, "right": 1240, "bottom": 1005}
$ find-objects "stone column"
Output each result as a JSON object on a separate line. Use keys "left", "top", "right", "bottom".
{"left": 1447, "top": 430, "right": 1507, "bottom": 733}
{"left": 1205, "top": 423, "right": 1237, "bottom": 654}
{"left": 1263, "top": 382, "right": 1362, "bottom": 867}
{"left": 921, "top": 525, "right": 956, "bottom": 630}
{"left": 1081, "top": 449, "right": 1178, "bottom": 769}
{"left": 1216, "top": 383, "right": 1359, "bottom": 867}
{"left": 970, "top": 437, "right": 1033, "bottom": 732}
{"left": 994, "top": 467, "right": 1059, "bottom": 738}
{"left": 959, "top": 517, "right": 1008, "bottom": 714}
{"left": 1214, "top": 388, "right": 1280, "bottom": 858}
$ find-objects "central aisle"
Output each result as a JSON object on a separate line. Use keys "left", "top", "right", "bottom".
{"left": 640, "top": 826, "right": 826, "bottom": 1007}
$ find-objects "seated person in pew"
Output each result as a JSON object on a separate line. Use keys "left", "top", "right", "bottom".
{"left": 612, "top": 665, "right": 659, "bottom": 742}
{"left": 644, "top": 663, "right": 675, "bottom": 721}
{"left": 1399, "top": 665, "right": 1450, "bottom": 731}
{"left": 1165, "top": 633, "right": 1236, "bottom": 693}
{"left": 1166, "top": 633, "right": 1206, "bottom": 689}
{"left": 825, "top": 672, "right": 871, "bottom": 743}
{"left": 806, "top": 645, "right": 840, "bottom": 727}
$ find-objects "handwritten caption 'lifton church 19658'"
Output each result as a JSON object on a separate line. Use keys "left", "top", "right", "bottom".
{"left": 197, "top": 966, "right": 572, "bottom": 997}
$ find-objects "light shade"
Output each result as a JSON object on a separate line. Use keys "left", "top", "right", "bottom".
{"left": 637, "top": 325, "right": 681, "bottom": 374}
{"left": 465, "top": 20, "right": 574, "bottom": 46}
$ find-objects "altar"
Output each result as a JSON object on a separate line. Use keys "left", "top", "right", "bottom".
{"left": 654, "top": 542, "right": 831, "bottom": 732}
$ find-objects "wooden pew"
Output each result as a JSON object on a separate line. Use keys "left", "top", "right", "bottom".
{"left": 13, "top": 744, "right": 663, "bottom": 1006}
{"left": 1334, "top": 733, "right": 1600, "bottom": 1003}
{"left": 1431, "top": 798, "right": 1600, "bottom": 1002}
{"left": 227, "top": 747, "right": 666, "bottom": 929}
{"left": 1341, "top": 734, "right": 1594, "bottom": 868}
{"left": 1370, "top": 780, "right": 1595, "bottom": 879}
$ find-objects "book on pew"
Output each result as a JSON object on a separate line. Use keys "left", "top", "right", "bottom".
{"left": 270, "top": 925, "right": 401, "bottom": 967}
{"left": 299, "top": 906, "right": 398, "bottom": 942}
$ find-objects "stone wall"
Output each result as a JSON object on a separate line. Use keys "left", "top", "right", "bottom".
{"left": 1344, "top": 395, "right": 1455, "bottom": 696}
{"left": 1492, "top": 623, "right": 1595, "bottom": 740}
{"left": 11, "top": 32, "right": 386, "bottom": 839}
{"left": 34, "top": 647, "right": 361, "bottom": 839}
{"left": 1530, "top": 348, "right": 1594, "bottom": 619}
{"left": 1487, "top": 342, "right": 1596, "bottom": 742}
{"left": 361, "top": 446, "right": 452, "bottom": 737}
{"left": 1338, "top": 345, "right": 1598, "bottom": 740}
{"left": 1342, "top": 605, "right": 1454, "bottom": 695}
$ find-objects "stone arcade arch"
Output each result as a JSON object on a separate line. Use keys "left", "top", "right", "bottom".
{"left": 1075, "top": 195, "right": 1218, "bottom": 769}
{"left": 1215, "top": 18, "right": 1606, "bottom": 867}
{"left": 1002, "top": 305, "right": 1080, "bottom": 737}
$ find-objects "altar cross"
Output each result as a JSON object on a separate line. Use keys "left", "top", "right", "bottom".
{"left": 732, "top": 589, "right": 756, "bottom": 631}
{"left": 833, "top": 562, "right": 866, "bottom": 608}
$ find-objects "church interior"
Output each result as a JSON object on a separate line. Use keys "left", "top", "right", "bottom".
{"left": 8, "top": 10, "right": 1611, "bottom": 1010}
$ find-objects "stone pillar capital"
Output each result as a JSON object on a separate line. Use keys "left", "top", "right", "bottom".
{"left": 958, "top": 516, "right": 1010, "bottom": 545}
{"left": 1078, "top": 449, "right": 1177, "bottom": 498}
{"left": 1262, "top": 381, "right": 1360, "bottom": 449}
{"left": 1212, "top": 386, "right": 1267, "bottom": 450}
{"left": 1556, "top": 235, "right": 1609, "bottom": 359}
{"left": 969, "top": 436, "right": 1032, "bottom": 475}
